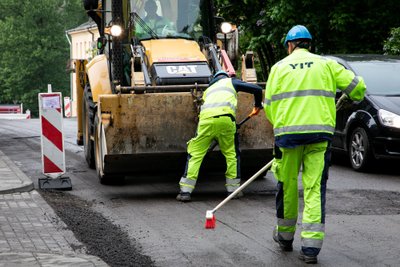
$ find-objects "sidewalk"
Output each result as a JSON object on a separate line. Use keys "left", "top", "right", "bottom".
{"left": 0, "top": 150, "right": 108, "bottom": 266}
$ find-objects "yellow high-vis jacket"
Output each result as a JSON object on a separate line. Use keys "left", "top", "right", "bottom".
{"left": 199, "top": 78, "right": 237, "bottom": 120}
{"left": 265, "top": 49, "right": 366, "bottom": 140}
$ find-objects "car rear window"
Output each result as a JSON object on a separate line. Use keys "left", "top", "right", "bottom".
{"left": 349, "top": 61, "right": 400, "bottom": 96}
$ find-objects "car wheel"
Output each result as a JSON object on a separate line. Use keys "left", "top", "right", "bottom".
{"left": 348, "top": 127, "right": 373, "bottom": 171}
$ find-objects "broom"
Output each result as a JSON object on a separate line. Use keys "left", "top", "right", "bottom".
{"left": 205, "top": 159, "right": 274, "bottom": 229}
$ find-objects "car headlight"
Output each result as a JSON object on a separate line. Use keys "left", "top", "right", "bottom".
{"left": 378, "top": 109, "right": 400, "bottom": 129}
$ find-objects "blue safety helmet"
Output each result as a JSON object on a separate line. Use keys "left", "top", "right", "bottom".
{"left": 284, "top": 25, "right": 312, "bottom": 48}
{"left": 213, "top": 70, "right": 229, "bottom": 79}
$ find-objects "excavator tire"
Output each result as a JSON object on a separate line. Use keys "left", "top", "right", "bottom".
{"left": 82, "top": 84, "right": 95, "bottom": 169}
{"left": 93, "top": 111, "right": 125, "bottom": 185}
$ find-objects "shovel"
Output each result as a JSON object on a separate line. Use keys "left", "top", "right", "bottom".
{"left": 207, "top": 109, "right": 259, "bottom": 153}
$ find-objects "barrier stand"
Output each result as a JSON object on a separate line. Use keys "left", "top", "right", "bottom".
{"left": 64, "top": 96, "right": 71, "bottom": 118}
{"left": 38, "top": 90, "right": 72, "bottom": 190}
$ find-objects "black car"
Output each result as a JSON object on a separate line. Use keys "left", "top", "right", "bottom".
{"left": 327, "top": 54, "right": 400, "bottom": 171}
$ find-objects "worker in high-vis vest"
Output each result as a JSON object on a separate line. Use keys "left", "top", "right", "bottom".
{"left": 264, "top": 25, "right": 366, "bottom": 264}
{"left": 177, "top": 70, "right": 263, "bottom": 202}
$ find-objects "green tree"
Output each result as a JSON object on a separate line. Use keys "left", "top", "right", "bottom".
{"left": 214, "top": 0, "right": 400, "bottom": 80}
{"left": 384, "top": 27, "right": 400, "bottom": 55}
{"left": 0, "top": 0, "right": 86, "bottom": 116}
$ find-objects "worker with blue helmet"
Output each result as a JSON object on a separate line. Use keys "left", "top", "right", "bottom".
{"left": 283, "top": 25, "right": 312, "bottom": 49}
{"left": 177, "top": 69, "right": 263, "bottom": 202}
{"left": 265, "top": 25, "right": 366, "bottom": 263}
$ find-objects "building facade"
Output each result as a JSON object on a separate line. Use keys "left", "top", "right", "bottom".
{"left": 66, "top": 20, "right": 99, "bottom": 116}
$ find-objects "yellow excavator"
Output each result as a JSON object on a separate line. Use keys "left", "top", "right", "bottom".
{"left": 75, "top": 0, "right": 274, "bottom": 184}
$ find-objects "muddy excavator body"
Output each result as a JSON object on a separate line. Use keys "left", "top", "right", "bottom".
{"left": 76, "top": 0, "right": 273, "bottom": 183}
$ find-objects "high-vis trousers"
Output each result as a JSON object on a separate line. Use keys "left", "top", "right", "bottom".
{"left": 179, "top": 115, "right": 240, "bottom": 193}
{"left": 272, "top": 141, "right": 330, "bottom": 257}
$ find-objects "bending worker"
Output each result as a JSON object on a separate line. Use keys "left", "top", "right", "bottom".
{"left": 177, "top": 71, "right": 263, "bottom": 202}
{"left": 264, "top": 25, "right": 366, "bottom": 264}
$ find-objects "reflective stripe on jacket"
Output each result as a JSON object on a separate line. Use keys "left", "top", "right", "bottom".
{"left": 264, "top": 49, "right": 366, "bottom": 137}
{"left": 200, "top": 78, "right": 237, "bottom": 120}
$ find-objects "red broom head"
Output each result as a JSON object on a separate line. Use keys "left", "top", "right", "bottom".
{"left": 205, "top": 210, "right": 216, "bottom": 229}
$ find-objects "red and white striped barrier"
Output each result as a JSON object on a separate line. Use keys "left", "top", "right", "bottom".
{"left": 64, "top": 97, "right": 71, "bottom": 118}
{"left": 0, "top": 104, "right": 31, "bottom": 120}
{"left": 0, "top": 112, "right": 31, "bottom": 120}
{"left": 38, "top": 93, "right": 65, "bottom": 178}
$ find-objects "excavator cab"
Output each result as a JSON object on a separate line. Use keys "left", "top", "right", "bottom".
{"left": 133, "top": 0, "right": 214, "bottom": 41}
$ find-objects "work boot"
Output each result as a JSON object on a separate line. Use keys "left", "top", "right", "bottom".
{"left": 176, "top": 192, "right": 191, "bottom": 202}
{"left": 272, "top": 228, "right": 293, "bottom": 252}
{"left": 227, "top": 191, "right": 244, "bottom": 199}
{"left": 299, "top": 250, "right": 318, "bottom": 264}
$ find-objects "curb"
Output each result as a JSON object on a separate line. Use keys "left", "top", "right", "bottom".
{"left": 0, "top": 150, "right": 34, "bottom": 194}
{"left": 0, "top": 252, "right": 108, "bottom": 267}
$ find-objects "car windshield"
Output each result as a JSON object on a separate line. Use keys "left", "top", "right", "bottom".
{"left": 349, "top": 61, "right": 400, "bottom": 96}
{"left": 131, "top": 0, "right": 207, "bottom": 40}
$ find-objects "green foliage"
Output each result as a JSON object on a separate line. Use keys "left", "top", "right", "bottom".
{"left": 214, "top": 0, "right": 400, "bottom": 80}
{"left": 384, "top": 27, "right": 400, "bottom": 55}
{"left": 0, "top": 0, "right": 87, "bottom": 117}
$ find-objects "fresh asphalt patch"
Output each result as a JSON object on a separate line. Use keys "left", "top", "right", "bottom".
{"left": 40, "top": 190, "right": 155, "bottom": 267}
{"left": 327, "top": 189, "right": 400, "bottom": 215}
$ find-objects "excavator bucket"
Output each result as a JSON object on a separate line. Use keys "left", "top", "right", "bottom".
{"left": 96, "top": 92, "right": 273, "bottom": 175}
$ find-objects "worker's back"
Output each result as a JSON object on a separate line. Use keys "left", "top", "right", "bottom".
{"left": 200, "top": 78, "right": 237, "bottom": 120}
{"left": 265, "top": 48, "right": 365, "bottom": 137}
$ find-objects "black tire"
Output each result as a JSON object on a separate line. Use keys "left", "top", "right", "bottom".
{"left": 82, "top": 84, "right": 95, "bottom": 169}
{"left": 348, "top": 127, "right": 374, "bottom": 171}
{"left": 94, "top": 112, "right": 125, "bottom": 185}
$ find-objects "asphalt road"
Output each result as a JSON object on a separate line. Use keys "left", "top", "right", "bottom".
{"left": 1, "top": 118, "right": 400, "bottom": 266}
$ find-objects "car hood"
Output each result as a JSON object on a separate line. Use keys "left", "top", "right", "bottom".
{"left": 369, "top": 95, "right": 400, "bottom": 115}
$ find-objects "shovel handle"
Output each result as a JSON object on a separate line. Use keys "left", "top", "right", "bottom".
{"left": 236, "top": 115, "right": 252, "bottom": 129}
{"left": 207, "top": 110, "right": 256, "bottom": 152}
{"left": 236, "top": 108, "right": 260, "bottom": 129}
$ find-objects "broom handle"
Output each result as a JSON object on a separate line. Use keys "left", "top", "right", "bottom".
{"left": 211, "top": 159, "right": 274, "bottom": 213}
